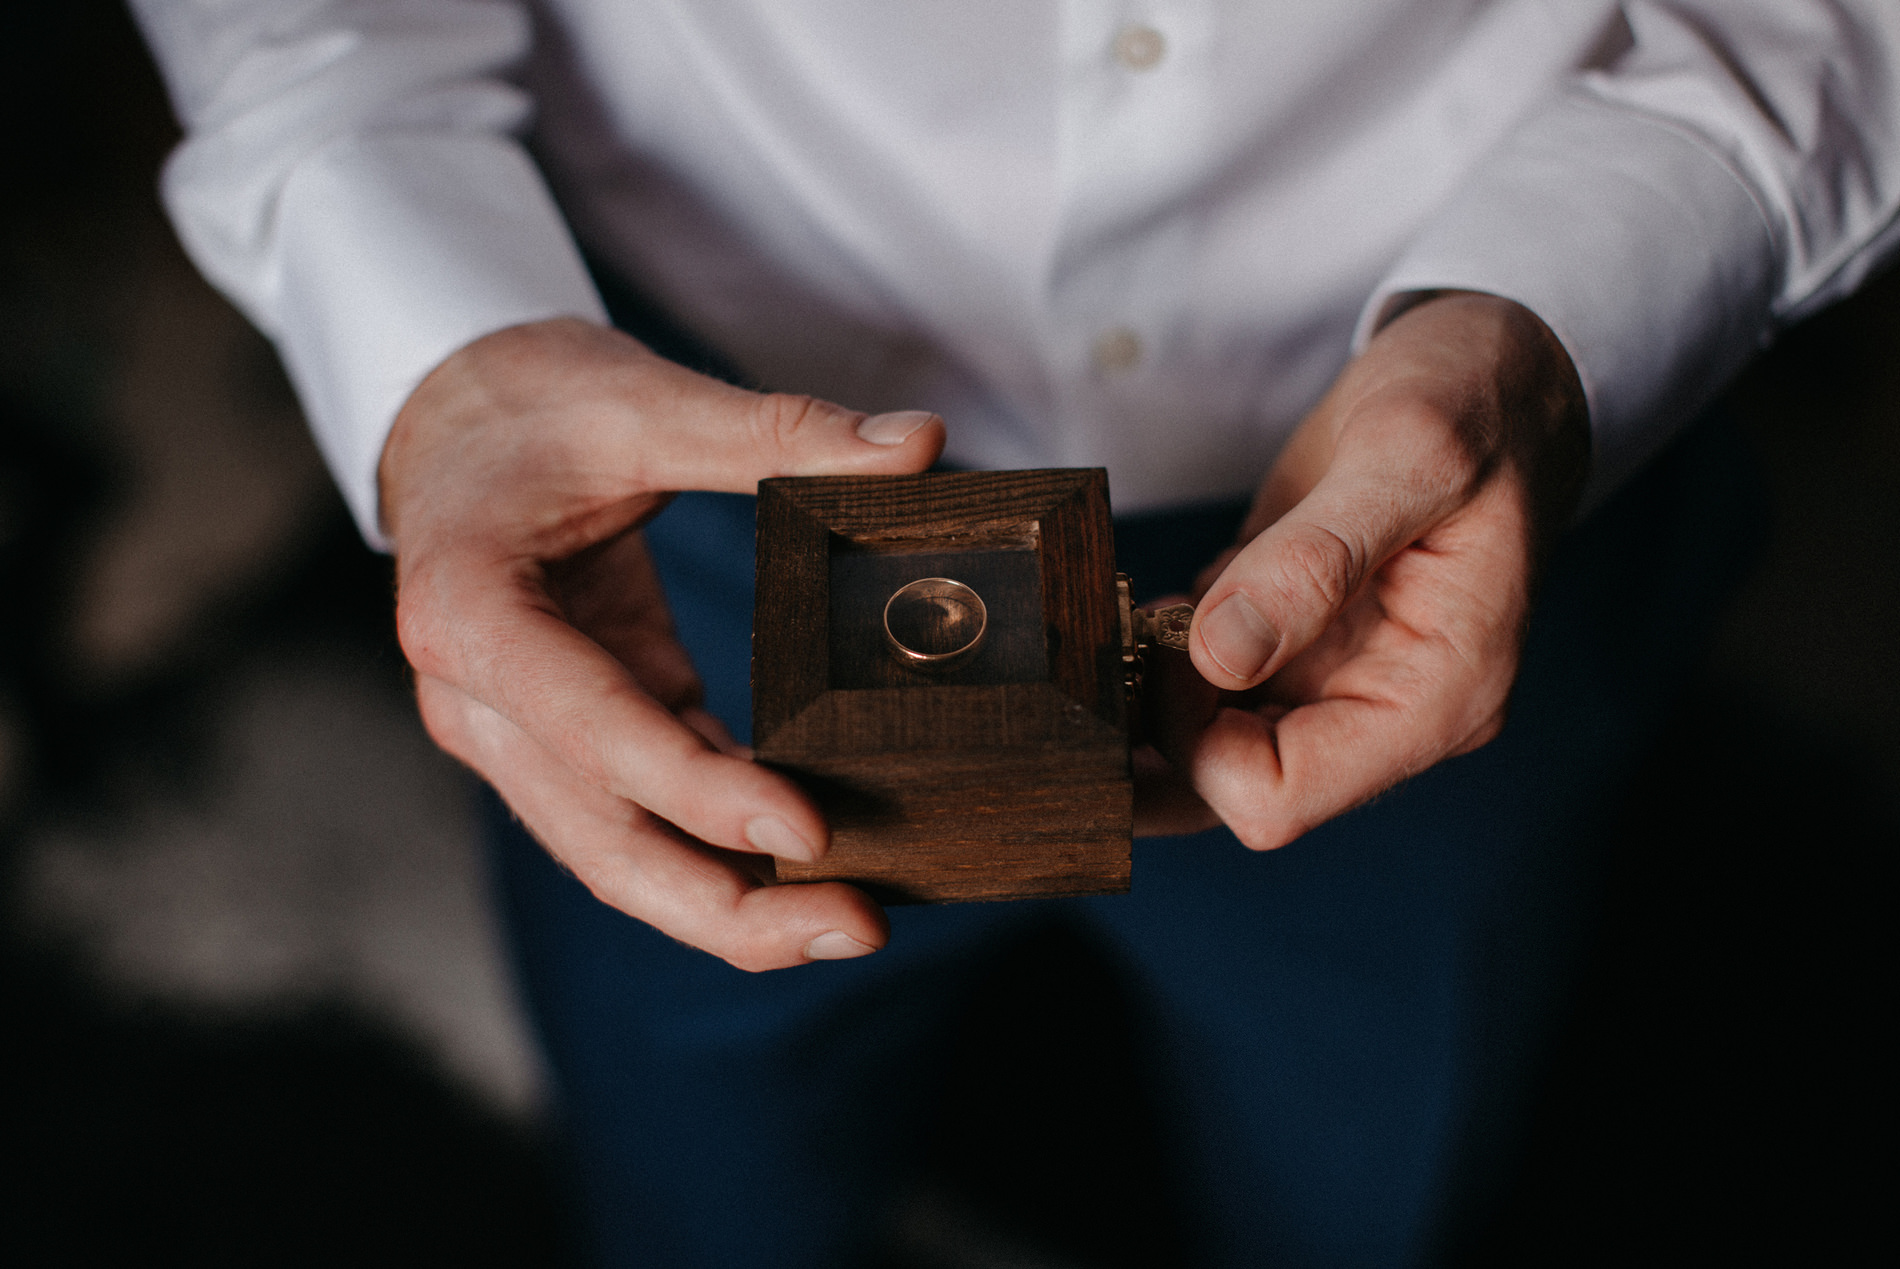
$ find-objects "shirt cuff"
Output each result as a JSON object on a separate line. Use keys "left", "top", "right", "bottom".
{"left": 271, "top": 131, "right": 608, "bottom": 549}
{"left": 1355, "top": 95, "right": 1778, "bottom": 508}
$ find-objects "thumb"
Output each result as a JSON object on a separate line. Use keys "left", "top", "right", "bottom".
{"left": 636, "top": 362, "right": 946, "bottom": 491}
{"left": 1189, "top": 476, "right": 1440, "bottom": 690}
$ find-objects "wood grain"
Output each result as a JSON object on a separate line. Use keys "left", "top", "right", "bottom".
{"left": 771, "top": 747, "right": 1132, "bottom": 903}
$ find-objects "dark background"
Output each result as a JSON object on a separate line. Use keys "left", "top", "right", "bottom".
{"left": 3, "top": 5, "right": 1893, "bottom": 1265}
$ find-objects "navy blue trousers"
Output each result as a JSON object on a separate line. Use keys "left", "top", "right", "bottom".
{"left": 485, "top": 420, "right": 1761, "bottom": 1267}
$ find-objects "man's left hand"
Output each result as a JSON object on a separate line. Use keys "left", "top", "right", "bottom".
{"left": 1136, "top": 291, "right": 1590, "bottom": 846}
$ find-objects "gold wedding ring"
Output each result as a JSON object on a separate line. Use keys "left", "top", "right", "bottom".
{"left": 883, "top": 578, "right": 988, "bottom": 669}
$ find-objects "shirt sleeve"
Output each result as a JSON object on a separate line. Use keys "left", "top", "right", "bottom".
{"left": 127, "top": 0, "right": 609, "bottom": 549}
{"left": 1356, "top": 1, "right": 1900, "bottom": 507}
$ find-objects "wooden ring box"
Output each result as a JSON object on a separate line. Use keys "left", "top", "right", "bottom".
{"left": 754, "top": 468, "right": 1187, "bottom": 904}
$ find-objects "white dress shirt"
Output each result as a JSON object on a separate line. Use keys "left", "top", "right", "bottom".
{"left": 130, "top": 1, "right": 1900, "bottom": 548}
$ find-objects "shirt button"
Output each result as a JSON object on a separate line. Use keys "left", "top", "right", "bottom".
{"left": 1092, "top": 327, "right": 1144, "bottom": 373}
{"left": 1112, "top": 24, "right": 1167, "bottom": 71}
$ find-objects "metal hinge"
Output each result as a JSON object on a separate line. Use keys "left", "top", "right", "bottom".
{"left": 1118, "top": 573, "right": 1194, "bottom": 701}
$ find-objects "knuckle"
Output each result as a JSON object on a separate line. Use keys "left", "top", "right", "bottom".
{"left": 1386, "top": 397, "right": 1464, "bottom": 448}
{"left": 1232, "top": 813, "right": 1302, "bottom": 852}
{"left": 754, "top": 392, "right": 828, "bottom": 453}
{"left": 394, "top": 587, "right": 450, "bottom": 678}
{"left": 1456, "top": 708, "right": 1508, "bottom": 757}
{"left": 1424, "top": 429, "right": 1486, "bottom": 499}
{"left": 730, "top": 953, "right": 780, "bottom": 974}
{"left": 721, "top": 934, "right": 786, "bottom": 974}
{"left": 1270, "top": 522, "right": 1363, "bottom": 614}
{"left": 1218, "top": 788, "right": 1307, "bottom": 852}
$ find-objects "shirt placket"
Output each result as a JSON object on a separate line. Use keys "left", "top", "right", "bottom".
{"left": 1048, "top": 0, "right": 1215, "bottom": 472}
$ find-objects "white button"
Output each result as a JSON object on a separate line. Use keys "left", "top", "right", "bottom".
{"left": 1092, "top": 327, "right": 1144, "bottom": 373}
{"left": 1112, "top": 24, "right": 1167, "bottom": 71}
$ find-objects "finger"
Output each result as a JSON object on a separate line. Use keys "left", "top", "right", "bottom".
{"left": 1189, "top": 410, "right": 1473, "bottom": 691}
{"left": 605, "top": 353, "right": 947, "bottom": 493}
{"left": 546, "top": 531, "right": 746, "bottom": 751}
{"left": 547, "top": 529, "right": 704, "bottom": 710}
{"left": 420, "top": 676, "right": 887, "bottom": 971}
{"left": 400, "top": 553, "right": 831, "bottom": 865}
{"left": 682, "top": 706, "right": 747, "bottom": 756}
{"left": 1188, "top": 629, "right": 1509, "bottom": 852}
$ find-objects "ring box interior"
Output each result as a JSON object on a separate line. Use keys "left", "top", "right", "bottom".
{"left": 754, "top": 468, "right": 1132, "bottom": 903}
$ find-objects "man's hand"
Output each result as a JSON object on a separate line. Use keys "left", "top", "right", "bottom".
{"left": 380, "top": 317, "right": 944, "bottom": 970}
{"left": 1138, "top": 292, "right": 1589, "bottom": 846}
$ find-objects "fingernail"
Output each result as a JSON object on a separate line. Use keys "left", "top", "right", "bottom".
{"left": 1199, "top": 593, "right": 1280, "bottom": 681}
{"left": 744, "top": 815, "right": 820, "bottom": 864}
{"left": 804, "top": 930, "right": 877, "bottom": 960}
{"left": 856, "top": 410, "right": 936, "bottom": 445}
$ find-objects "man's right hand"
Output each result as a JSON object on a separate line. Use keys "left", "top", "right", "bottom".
{"left": 379, "top": 317, "right": 945, "bottom": 971}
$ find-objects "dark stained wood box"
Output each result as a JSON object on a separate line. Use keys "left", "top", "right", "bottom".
{"left": 753, "top": 469, "right": 1132, "bottom": 903}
